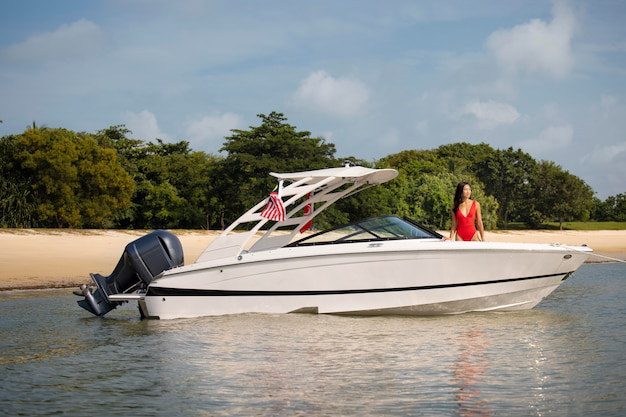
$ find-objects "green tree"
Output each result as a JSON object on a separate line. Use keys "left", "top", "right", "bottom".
{"left": 415, "top": 172, "right": 498, "bottom": 230}
{"left": 609, "top": 193, "right": 626, "bottom": 221}
{"left": 133, "top": 140, "right": 201, "bottom": 229}
{"left": 436, "top": 142, "right": 496, "bottom": 176}
{"left": 9, "top": 127, "right": 134, "bottom": 227}
{"left": 377, "top": 150, "right": 449, "bottom": 221}
{"left": 473, "top": 147, "right": 537, "bottom": 228}
{"left": 138, "top": 180, "right": 186, "bottom": 228}
{"left": 0, "top": 179, "right": 35, "bottom": 227}
{"left": 590, "top": 196, "right": 612, "bottom": 221}
{"left": 378, "top": 148, "right": 498, "bottom": 230}
{"left": 97, "top": 126, "right": 223, "bottom": 229}
{"left": 592, "top": 193, "right": 626, "bottom": 221}
{"left": 527, "top": 161, "right": 594, "bottom": 229}
{"left": 217, "top": 112, "right": 337, "bottom": 226}
{"left": 0, "top": 138, "right": 36, "bottom": 227}
{"left": 415, "top": 172, "right": 457, "bottom": 229}
{"left": 0, "top": 134, "right": 35, "bottom": 227}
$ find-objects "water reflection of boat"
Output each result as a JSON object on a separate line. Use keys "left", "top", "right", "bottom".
{"left": 75, "top": 165, "right": 591, "bottom": 319}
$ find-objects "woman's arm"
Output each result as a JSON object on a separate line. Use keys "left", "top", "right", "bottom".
{"left": 476, "top": 201, "right": 485, "bottom": 241}
{"left": 449, "top": 208, "right": 457, "bottom": 240}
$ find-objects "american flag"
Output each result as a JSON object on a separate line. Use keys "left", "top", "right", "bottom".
{"left": 260, "top": 180, "right": 286, "bottom": 222}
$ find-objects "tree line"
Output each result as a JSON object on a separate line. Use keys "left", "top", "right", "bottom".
{"left": 1, "top": 112, "right": 623, "bottom": 230}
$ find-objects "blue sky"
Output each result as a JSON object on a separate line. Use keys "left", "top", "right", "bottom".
{"left": 1, "top": 0, "right": 625, "bottom": 198}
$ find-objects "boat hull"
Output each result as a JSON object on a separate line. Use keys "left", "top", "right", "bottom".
{"left": 141, "top": 241, "right": 589, "bottom": 319}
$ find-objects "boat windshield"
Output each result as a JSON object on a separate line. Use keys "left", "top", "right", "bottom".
{"left": 288, "top": 216, "right": 442, "bottom": 246}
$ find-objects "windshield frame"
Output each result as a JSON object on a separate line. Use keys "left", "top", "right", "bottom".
{"left": 287, "top": 216, "right": 443, "bottom": 247}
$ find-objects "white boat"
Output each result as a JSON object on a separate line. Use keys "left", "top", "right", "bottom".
{"left": 76, "top": 165, "right": 592, "bottom": 319}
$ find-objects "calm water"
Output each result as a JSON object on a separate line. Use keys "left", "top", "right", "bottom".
{"left": 1, "top": 263, "right": 624, "bottom": 417}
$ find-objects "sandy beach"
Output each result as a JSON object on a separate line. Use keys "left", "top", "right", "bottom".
{"left": 1, "top": 228, "right": 624, "bottom": 291}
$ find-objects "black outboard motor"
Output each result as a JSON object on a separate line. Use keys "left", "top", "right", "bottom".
{"left": 77, "top": 230, "right": 184, "bottom": 317}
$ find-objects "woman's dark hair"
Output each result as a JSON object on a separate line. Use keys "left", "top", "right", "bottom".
{"left": 453, "top": 182, "right": 470, "bottom": 214}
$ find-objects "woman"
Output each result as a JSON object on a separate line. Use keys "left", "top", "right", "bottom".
{"left": 449, "top": 182, "right": 485, "bottom": 241}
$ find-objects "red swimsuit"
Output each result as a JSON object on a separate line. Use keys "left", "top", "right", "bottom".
{"left": 456, "top": 200, "right": 477, "bottom": 241}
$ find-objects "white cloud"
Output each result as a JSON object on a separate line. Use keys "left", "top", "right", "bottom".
{"left": 123, "top": 110, "right": 169, "bottom": 140}
{"left": 584, "top": 143, "right": 626, "bottom": 196}
{"left": 4, "top": 19, "right": 105, "bottom": 62}
{"left": 185, "top": 113, "right": 244, "bottom": 150}
{"left": 462, "top": 100, "right": 520, "bottom": 130}
{"left": 585, "top": 142, "right": 626, "bottom": 166}
{"left": 293, "top": 70, "right": 370, "bottom": 117}
{"left": 415, "top": 120, "right": 429, "bottom": 135}
{"left": 486, "top": 0, "right": 577, "bottom": 78}
{"left": 320, "top": 131, "right": 334, "bottom": 142}
{"left": 378, "top": 128, "right": 400, "bottom": 148}
{"left": 518, "top": 124, "right": 574, "bottom": 154}
{"left": 542, "top": 102, "right": 561, "bottom": 120}
{"left": 597, "top": 94, "right": 620, "bottom": 120}
{"left": 601, "top": 95, "right": 619, "bottom": 110}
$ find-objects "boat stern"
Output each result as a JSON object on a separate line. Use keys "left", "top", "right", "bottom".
{"left": 75, "top": 230, "right": 184, "bottom": 317}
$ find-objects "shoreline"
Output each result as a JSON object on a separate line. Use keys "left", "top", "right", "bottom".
{"left": 1, "top": 228, "right": 624, "bottom": 291}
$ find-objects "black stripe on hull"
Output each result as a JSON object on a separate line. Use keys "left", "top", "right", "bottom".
{"left": 146, "top": 271, "right": 574, "bottom": 297}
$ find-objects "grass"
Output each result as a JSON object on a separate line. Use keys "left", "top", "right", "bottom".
{"left": 503, "top": 222, "right": 626, "bottom": 231}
